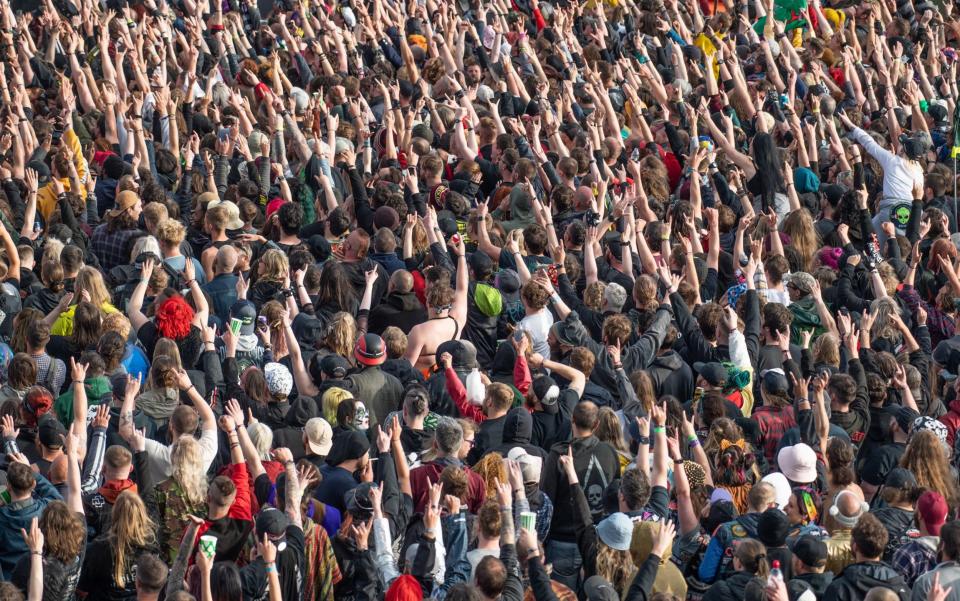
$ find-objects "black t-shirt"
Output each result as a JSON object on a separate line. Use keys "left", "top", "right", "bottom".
{"left": 241, "top": 524, "right": 306, "bottom": 601}
{"left": 137, "top": 322, "right": 204, "bottom": 369}
{"left": 77, "top": 539, "right": 155, "bottom": 601}
{"left": 11, "top": 534, "right": 85, "bottom": 601}
{"left": 531, "top": 389, "right": 576, "bottom": 450}
{"left": 859, "top": 443, "right": 906, "bottom": 487}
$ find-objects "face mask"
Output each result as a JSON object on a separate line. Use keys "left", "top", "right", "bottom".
{"left": 354, "top": 402, "right": 369, "bottom": 431}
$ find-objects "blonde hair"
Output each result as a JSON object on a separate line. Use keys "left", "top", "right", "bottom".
{"left": 324, "top": 312, "right": 357, "bottom": 359}
{"left": 75, "top": 266, "right": 112, "bottom": 309}
{"left": 812, "top": 332, "right": 840, "bottom": 367}
{"left": 869, "top": 297, "right": 902, "bottom": 345}
{"left": 248, "top": 422, "right": 274, "bottom": 461}
{"left": 596, "top": 406, "right": 630, "bottom": 454}
{"left": 322, "top": 387, "right": 354, "bottom": 424}
{"left": 170, "top": 435, "right": 208, "bottom": 506}
{"left": 597, "top": 544, "right": 637, "bottom": 598}
{"left": 102, "top": 313, "right": 133, "bottom": 340}
{"left": 153, "top": 338, "right": 182, "bottom": 369}
{"left": 258, "top": 249, "right": 289, "bottom": 283}
{"left": 584, "top": 282, "right": 607, "bottom": 312}
{"left": 109, "top": 491, "right": 156, "bottom": 588}
{"left": 156, "top": 218, "right": 187, "bottom": 248}
{"left": 901, "top": 430, "right": 960, "bottom": 507}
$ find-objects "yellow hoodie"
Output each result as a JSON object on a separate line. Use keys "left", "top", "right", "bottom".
{"left": 37, "top": 129, "right": 88, "bottom": 223}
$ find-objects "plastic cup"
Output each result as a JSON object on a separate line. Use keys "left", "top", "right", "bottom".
{"left": 519, "top": 511, "right": 536, "bottom": 532}
{"left": 229, "top": 318, "right": 243, "bottom": 336}
{"left": 199, "top": 534, "right": 218, "bottom": 559}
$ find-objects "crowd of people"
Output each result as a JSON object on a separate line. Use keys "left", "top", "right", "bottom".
{"left": 1, "top": 0, "right": 960, "bottom": 599}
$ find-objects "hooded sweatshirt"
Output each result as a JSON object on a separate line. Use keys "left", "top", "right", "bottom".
{"left": 542, "top": 435, "right": 621, "bottom": 542}
{"left": 494, "top": 408, "right": 547, "bottom": 460}
{"left": 368, "top": 290, "right": 428, "bottom": 335}
{"left": 631, "top": 521, "right": 689, "bottom": 598}
{"left": 823, "top": 560, "right": 909, "bottom": 601}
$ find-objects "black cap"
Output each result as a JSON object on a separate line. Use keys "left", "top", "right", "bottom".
{"left": 345, "top": 482, "right": 377, "bottom": 519}
{"left": 256, "top": 507, "right": 291, "bottom": 537}
{"left": 436, "top": 340, "right": 476, "bottom": 369}
{"left": 757, "top": 507, "right": 790, "bottom": 548}
{"left": 340, "top": 430, "right": 371, "bottom": 461}
{"left": 761, "top": 370, "right": 791, "bottom": 396}
{"left": 891, "top": 406, "right": 920, "bottom": 434}
{"left": 885, "top": 467, "right": 918, "bottom": 489}
{"left": 307, "top": 235, "right": 332, "bottom": 262}
{"left": 291, "top": 313, "right": 324, "bottom": 351}
{"left": 693, "top": 362, "right": 727, "bottom": 387}
{"left": 792, "top": 534, "right": 828, "bottom": 568}
{"left": 320, "top": 354, "right": 350, "bottom": 379}
{"left": 583, "top": 576, "right": 619, "bottom": 601}
{"left": 38, "top": 417, "right": 67, "bottom": 448}
{"left": 229, "top": 300, "right": 257, "bottom": 335}
{"left": 468, "top": 252, "right": 494, "bottom": 279}
{"left": 532, "top": 376, "right": 560, "bottom": 414}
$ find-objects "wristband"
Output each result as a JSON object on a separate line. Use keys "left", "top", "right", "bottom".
{"left": 673, "top": 458, "right": 684, "bottom": 464}
{"left": 653, "top": 426, "right": 666, "bottom": 434}
{"left": 688, "top": 438, "right": 701, "bottom": 448}
{"left": 265, "top": 562, "right": 277, "bottom": 573}
{"left": 687, "top": 434, "right": 698, "bottom": 443}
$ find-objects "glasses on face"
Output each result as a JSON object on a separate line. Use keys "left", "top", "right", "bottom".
{"left": 465, "top": 438, "right": 476, "bottom": 448}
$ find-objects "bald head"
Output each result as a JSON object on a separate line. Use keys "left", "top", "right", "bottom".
{"left": 215, "top": 245, "right": 239, "bottom": 275}
{"left": 389, "top": 269, "right": 414, "bottom": 294}
{"left": 837, "top": 491, "right": 863, "bottom": 517}
{"left": 864, "top": 588, "right": 899, "bottom": 601}
{"left": 48, "top": 455, "right": 68, "bottom": 485}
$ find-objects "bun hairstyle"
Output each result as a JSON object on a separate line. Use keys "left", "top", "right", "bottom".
{"left": 716, "top": 441, "right": 757, "bottom": 486}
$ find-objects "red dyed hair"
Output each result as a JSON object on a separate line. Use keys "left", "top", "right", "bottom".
{"left": 154, "top": 295, "right": 194, "bottom": 340}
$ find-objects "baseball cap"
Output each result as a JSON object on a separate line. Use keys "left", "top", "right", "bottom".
{"left": 345, "top": 482, "right": 377, "bottom": 519}
{"left": 761, "top": 369, "right": 791, "bottom": 396}
{"left": 891, "top": 406, "right": 920, "bottom": 434}
{"left": 339, "top": 430, "right": 371, "bottom": 461}
{"left": 792, "top": 535, "right": 828, "bottom": 568}
{"left": 693, "top": 362, "right": 727, "bottom": 387}
{"left": 304, "top": 417, "right": 333, "bottom": 456}
{"left": 917, "top": 490, "right": 948, "bottom": 535}
{"left": 507, "top": 447, "right": 543, "bottom": 483}
{"left": 320, "top": 355, "right": 350, "bottom": 379}
{"left": 228, "top": 300, "right": 257, "bottom": 336}
{"left": 532, "top": 375, "right": 560, "bottom": 414}
{"left": 583, "top": 575, "right": 619, "bottom": 601}
{"left": 256, "top": 507, "right": 291, "bottom": 538}
{"left": 885, "top": 467, "right": 918, "bottom": 489}
{"left": 38, "top": 417, "right": 67, "bottom": 448}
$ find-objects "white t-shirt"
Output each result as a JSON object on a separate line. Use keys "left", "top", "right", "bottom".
{"left": 520, "top": 309, "right": 554, "bottom": 359}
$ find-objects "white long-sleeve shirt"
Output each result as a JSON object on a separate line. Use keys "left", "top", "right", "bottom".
{"left": 848, "top": 126, "right": 923, "bottom": 201}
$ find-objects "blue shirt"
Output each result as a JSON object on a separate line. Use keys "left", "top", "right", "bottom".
{"left": 314, "top": 465, "right": 358, "bottom": 513}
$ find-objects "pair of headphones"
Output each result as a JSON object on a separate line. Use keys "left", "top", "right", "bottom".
{"left": 828, "top": 490, "right": 870, "bottom": 526}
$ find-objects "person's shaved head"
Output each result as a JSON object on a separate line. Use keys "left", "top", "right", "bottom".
{"left": 48, "top": 455, "right": 68, "bottom": 484}
{"left": 864, "top": 587, "right": 899, "bottom": 601}
{"left": 837, "top": 491, "right": 862, "bottom": 517}
{"left": 390, "top": 269, "right": 414, "bottom": 294}
{"left": 215, "top": 245, "right": 239, "bottom": 274}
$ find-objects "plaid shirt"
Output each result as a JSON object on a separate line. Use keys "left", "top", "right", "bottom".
{"left": 892, "top": 538, "right": 938, "bottom": 586}
{"left": 898, "top": 284, "right": 955, "bottom": 348}
{"left": 31, "top": 352, "right": 65, "bottom": 397}
{"left": 752, "top": 405, "right": 797, "bottom": 466}
{"left": 90, "top": 224, "right": 143, "bottom": 272}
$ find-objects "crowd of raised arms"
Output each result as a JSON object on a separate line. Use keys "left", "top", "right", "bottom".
{"left": 4, "top": 0, "right": 960, "bottom": 600}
